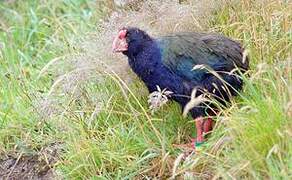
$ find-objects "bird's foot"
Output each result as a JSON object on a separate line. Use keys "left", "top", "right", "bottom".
{"left": 173, "top": 142, "right": 193, "bottom": 151}
{"left": 172, "top": 138, "right": 206, "bottom": 160}
{"left": 173, "top": 139, "right": 204, "bottom": 152}
{"left": 173, "top": 142, "right": 195, "bottom": 160}
{"left": 193, "top": 138, "right": 205, "bottom": 153}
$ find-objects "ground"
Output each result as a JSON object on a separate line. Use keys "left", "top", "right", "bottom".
{"left": 0, "top": 143, "right": 62, "bottom": 179}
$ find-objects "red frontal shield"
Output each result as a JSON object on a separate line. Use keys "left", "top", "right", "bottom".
{"left": 112, "top": 29, "right": 128, "bottom": 52}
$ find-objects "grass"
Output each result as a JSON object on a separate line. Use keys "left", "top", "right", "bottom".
{"left": 0, "top": 0, "right": 291, "bottom": 179}
{"left": 0, "top": 0, "right": 100, "bottom": 164}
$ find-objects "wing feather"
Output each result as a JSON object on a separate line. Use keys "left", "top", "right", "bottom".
{"left": 157, "top": 33, "right": 248, "bottom": 83}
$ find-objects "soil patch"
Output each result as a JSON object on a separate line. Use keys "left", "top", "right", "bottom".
{"left": 0, "top": 143, "right": 62, "bottom": 180}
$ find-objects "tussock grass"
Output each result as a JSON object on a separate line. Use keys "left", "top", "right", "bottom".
{"left": 0, "top": 0, "right": 101, "bottom": 176}
{"left": 0, "top": 0, "right": 291, "bottom": 179}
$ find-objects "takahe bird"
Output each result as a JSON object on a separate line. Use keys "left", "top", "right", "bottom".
{"left": 112, "top": 27, "right": 249, "bottom": 149}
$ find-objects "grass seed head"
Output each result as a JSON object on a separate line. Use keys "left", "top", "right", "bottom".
{"left": 148, "top": 86, "right": 173, "bottom": 114}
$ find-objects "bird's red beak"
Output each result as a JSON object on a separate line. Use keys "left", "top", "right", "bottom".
{"left": 112, "top": 29, "right": 128, "bottom": 53}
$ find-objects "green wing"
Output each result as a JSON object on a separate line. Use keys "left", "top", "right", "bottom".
{"left": 157, "top": 32, "right": 248, "bottom": 83}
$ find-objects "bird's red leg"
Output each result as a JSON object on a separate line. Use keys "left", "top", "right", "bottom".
{"left": 172, "top": 118, "right": 204, "bottom": 150}
{"left": 173, "top": 117, "right": 214, "bottom": 151}
{"left": 194, "top": 117, "right": 213, "bottom": 149}
{"left": 203, "top": 117, "right": 213, "bottom": 134}
{"left": 195, "top": 117, "right": 204, "bottom": 145}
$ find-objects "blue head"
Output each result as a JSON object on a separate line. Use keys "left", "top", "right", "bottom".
{"left": 112, "top": 27, "right": 153, "bottom": 57}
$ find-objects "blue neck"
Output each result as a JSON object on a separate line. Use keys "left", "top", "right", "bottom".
{"left": 126, "top": 41, "right": 188, "bottom": 96}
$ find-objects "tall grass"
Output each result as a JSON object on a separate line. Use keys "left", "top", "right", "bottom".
{"left": 206, "top": 1, "right": 291, "bottom": 178}
{"left": 0, "top": 0, "right": 99, "bottom": 156}
{"left": 0, "top": 0, "right": 291, "bottom": 179}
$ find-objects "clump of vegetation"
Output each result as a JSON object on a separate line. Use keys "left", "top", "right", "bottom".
{"left": 0, "top": 0, "right": 291, "bottom": 179}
